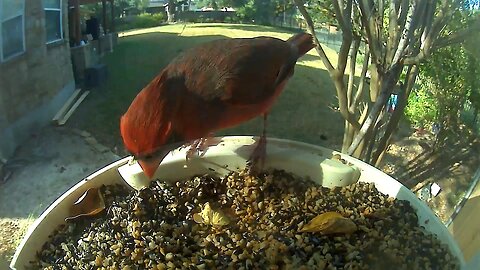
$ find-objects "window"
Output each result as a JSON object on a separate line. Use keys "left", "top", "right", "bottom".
{"left": 0, "top": 0, "right": 25, "bottom": 61}
{"left": 43, "top": 0, "right": 63, "bottom": 43}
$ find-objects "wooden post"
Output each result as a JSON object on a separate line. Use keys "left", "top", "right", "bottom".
{"left": 74, "top": 0, "right": 81, "bottom": 45}
{"left": 102, "top": 0, "right": 107, "bottom": 34}
{"left": 110, "top": 0, "right": 115, "bottom": 33}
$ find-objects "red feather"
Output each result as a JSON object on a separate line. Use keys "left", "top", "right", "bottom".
{"left": 120, "top": 33, "right": 315, "bottom": 178}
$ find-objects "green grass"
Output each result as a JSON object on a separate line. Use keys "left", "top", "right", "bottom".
{"left": 70, "top": 23, "right": 345, "bottom": 153}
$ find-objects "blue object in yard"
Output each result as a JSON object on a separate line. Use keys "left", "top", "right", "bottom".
{"left": 432, "top": 122, "right": 441, "bottom": 135}
{"left": 386, "top": 93, "right": 398, "bottom": 113}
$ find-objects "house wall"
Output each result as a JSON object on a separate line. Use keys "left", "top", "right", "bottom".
{"left": 0, "top": 0, "right": 75, "bottom": 160}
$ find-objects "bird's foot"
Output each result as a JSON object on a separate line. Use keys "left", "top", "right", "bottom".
{"left": 185, "top": 134, "right": 219, "bottom": 161}
{"left": 246, "top": 136, "right": 267, "bottom": 175}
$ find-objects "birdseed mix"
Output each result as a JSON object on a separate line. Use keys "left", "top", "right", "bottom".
{"left": 29, "top": 169, "right": 459, "bottom": 270}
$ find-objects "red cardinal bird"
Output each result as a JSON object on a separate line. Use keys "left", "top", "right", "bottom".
{"left": 120, "top": 32, "right": 315, "bottom": 178}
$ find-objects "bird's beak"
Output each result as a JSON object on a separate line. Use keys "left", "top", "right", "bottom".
{"left": 135, "top": 143, "right": 182, "bottom": 180}
{"left": 137, "top": 158, "right": 162, "bottom": 179}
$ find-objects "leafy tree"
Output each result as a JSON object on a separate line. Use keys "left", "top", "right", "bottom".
{"left": 406, "top": 6, "right": 480, "bottom": 137}
{"left": 294, "top": 0, "right": 480, "bottom": 166}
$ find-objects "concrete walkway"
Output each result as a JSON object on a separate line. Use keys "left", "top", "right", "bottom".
{"left": 0, "top": 126, "right": 119, "bottom": 267}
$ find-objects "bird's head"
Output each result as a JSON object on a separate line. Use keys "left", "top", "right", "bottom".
{"left": 120, "top": 77, "right": 174, "bottom": 179}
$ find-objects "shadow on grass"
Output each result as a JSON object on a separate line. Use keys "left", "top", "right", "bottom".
{"left": 187, "top": 23, "right": 304, "bottom": 35}
{"left": 390, "top": 138, "right": 479, "bottom": 189}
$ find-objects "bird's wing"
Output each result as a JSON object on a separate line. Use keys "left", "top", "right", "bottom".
{"left": 166, "top": 37, "right": 296, "bottom": 106}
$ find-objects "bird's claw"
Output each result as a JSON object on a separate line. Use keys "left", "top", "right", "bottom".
{"left": 185, "top": 135, "right": 219, "bottom": 161}
{"left": 246, "top": 136, "right": 267, "bottom": 175}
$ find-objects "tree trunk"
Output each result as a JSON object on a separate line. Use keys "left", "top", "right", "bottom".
{"left": 371, "top": 65, "right": 419, "bottom": 166}
{"left": 167, "top": 0, "right": 176, "bottom": 23}
{"left": 347, "top": 64, "right": 403, "bottom": 155}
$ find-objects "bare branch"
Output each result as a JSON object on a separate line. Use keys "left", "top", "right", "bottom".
{"left": 378, "top": 0, "right": 386, "bottom": 67}
{"left": 420, "top": 0, "right": 437, "bottom": 44}
{"left": 371, "top": 65, "right": 419, "bottom": 166}
{"left": 333, "top": 72, "right": 362, "bottom": 130}
{"left": 347, "top": 38, "right": 361, "bottom": 109}
{"left": 294, "top": 0, "right": 360, "bottom": 130}
{"left": 392, "top": 1, "right": 418, "bottom": 64}
{"left": 351, "top": 47, "right": 370, "bottom": 112}
{"left": 332, "top": 0, "right": 349, "bottom": 32}
{"left": 386, "top": 0, "right": 399, "bottom": 66}
{"left": 404, "top": 0, "right": 427, "bottom": 52}
{"left": 347, "top": 90, "right": 387, "bottom": 155}
{"left": 358, "top": 0, "right": 382, "bottom": 65}
{"left": 335, "top": 0, "right": 354, "bottom": 74}
{"left": 347, "top": 64, "right": 403, "bottom": 155}
{"left": 397, "top": 0, "right": 409, "bottom": 31}
{"left": 403, "top": 0, "right": 450, "bottom": 65}
{"left": 294, "top": 0, "right": 335, "bottom": 73}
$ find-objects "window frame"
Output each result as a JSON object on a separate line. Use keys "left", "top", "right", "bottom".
{"left": 44, "top": 0, "right": 63, "bottom": 44}
{"left": 0, "top": 0, "right": 26, "bottom": 62}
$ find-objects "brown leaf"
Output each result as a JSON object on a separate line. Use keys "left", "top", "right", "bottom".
{"left": 299, "top": 211, "right": 357, "bottom": 235}
{"left": 65, "top": 187, "right": 105, "bottom": 221}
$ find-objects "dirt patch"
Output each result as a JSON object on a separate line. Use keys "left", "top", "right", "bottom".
{"left": 380, "top": 128, "right": 480, "bottom": 223}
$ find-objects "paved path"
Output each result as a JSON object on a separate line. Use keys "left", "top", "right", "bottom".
{"left": 0, "top": 126, "right": 119, "bottom": 266}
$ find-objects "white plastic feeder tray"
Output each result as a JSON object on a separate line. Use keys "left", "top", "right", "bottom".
{"left": 10, "top": 136, "right": 467, "bottom": 269}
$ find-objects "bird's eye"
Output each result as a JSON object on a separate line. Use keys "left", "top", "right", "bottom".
{"left": 144, "top": 154, "right": 153, "bottom": 160}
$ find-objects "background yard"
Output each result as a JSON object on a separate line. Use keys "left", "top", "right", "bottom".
{"left": 68, "top": 23, "right": 347, "bottom": 155}
{"left": 68, "top": 23, "right": 480, "bottom": 227}
{"left": 1, "top": 23, "right": 479, "bottom": 265}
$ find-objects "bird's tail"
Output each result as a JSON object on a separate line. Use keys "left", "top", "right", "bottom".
{"left": 287, "top": 32, "right": 315, "bottom": 56}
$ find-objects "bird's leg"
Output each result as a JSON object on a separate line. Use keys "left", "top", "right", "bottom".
{"left": 185, "top": 133, "right": 217, "bottom": 161}
{"left": 247, "top": 114, "right": 268, "bottom": 175}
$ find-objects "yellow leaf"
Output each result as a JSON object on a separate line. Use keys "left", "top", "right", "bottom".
{"left": 193, "top": 202, "right": 229, "bottom": 226}
{"left": 299, "top": 211, "right": 357, "bottom": 235}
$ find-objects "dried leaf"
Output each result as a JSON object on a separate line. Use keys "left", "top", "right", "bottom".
{"left": 193, "top": 202, "right": 229, "bottom": 226}
{"left": 66, "top": 187, "right": 105, "bottom": 221}
{"left": 299, "top": 211, "right": 357, "bottom": 235}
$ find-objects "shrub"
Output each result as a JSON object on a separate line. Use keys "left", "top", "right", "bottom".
{"left": 115, "top": 13, "right": 166, "bottom": 31}
{"left": 405, "top": 80, "right": 438, "bottom": 128}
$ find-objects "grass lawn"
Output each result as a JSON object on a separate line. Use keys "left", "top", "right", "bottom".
{"left": 69, "top": 23, "right": 346, "bottom": 155}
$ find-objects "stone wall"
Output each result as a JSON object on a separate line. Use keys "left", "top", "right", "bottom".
{"left": 0, "top": 0, "right": 75, "bottom": 160}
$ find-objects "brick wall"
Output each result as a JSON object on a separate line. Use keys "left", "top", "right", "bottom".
{"left": 0, "top": 0, "right": 75, "bottom": 160}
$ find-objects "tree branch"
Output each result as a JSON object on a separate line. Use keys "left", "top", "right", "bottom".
{"left": 404, "top": 0, "right": 427, "bottom": 53}
{"left": 332, "top": 0, "right": 348, "bottom": 32}
{"left": 347, "top": 63, "right": 403, "bottom": 155}
{"left": 347, "top": 37, "right": 361, "bottom": 109}
{"left": 392, "top": 0, "right": 418, "bottom": 64}
{"left": 358, "top": 0, "right": 382, "bottom": 66}
{"left": 294, "top": 0, "right": 335, "bottom": 73}
{"left": 295, "top": 0, "right": 361, "bottom": 130}
{"left": 371, "top": 65, "right": 419, "bottom": 166}
{"left": 333, "top": 72, "right": 362, "bottom": 130}
{"left": 386, "top": 0, "right": 399, "bottom": 66}
{"left": 335, "top": 0, "right": 354, "bottom": 74}
{"left": 351, "top": 47, "right": 370, "bottom": 112}
{"left": 402, "top": 0, "right": 450, "bottom": 65}
{"left": 420, "top": 0, "right": 437, "bottom": 44}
